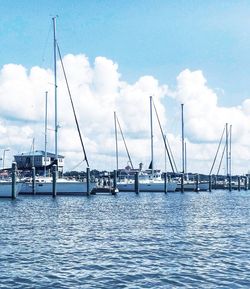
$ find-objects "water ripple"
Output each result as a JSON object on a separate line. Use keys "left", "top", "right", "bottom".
{"left": 0, "top": 190, "right": 249, "bottom": 288}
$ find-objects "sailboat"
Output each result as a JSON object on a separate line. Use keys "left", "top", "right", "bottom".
{"left": 20, "top": 17, "right": 95, "bottom": 195}
{"left": 116, "top": 96, "right": 177, "bottom": 192}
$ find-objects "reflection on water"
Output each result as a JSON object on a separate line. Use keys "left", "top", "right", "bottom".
{"left": 0, "top": 190, "right": 249, "bottom": 288}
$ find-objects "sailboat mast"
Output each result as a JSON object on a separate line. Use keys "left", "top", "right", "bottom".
{"left": 52, "top": 17, "right": 58, "bottom": 162}
{"left": 164, "top": 134, "right": 167, "bottom": 173}
{"left": 229, "top": 124, "right": 232, "bottom": 176}
{"left": 114, "top": 111, "right": 118, "bottom": 171}
{"left": 44, "top": 91, "right": 48, "bottom": 177}
{"left": 181, "top": 103, "right": 185, "bottom": 174}
{"left": 226, "top": 122, "right": 228, "bottom": 176}
{"left": 184, "top": 141, "right": 187, "bottom": 174}
{"left": 32, "top": 138, "right": 35, "bottom": 167}
{"left": 150, "top": 96, "right": 154, "bottom": 175}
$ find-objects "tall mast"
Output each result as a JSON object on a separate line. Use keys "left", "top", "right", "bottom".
{"left": 184, "top": 141, "right": 187, "bottom": 174}
{"left": 164, "top": 134, "right": 167, "bottom": 173}
{"left": 44, "top": 91, "right": 48, "bottom": 177}
{"left": 150, "top": 96, "right": 154, "bottom": 174}
{"left": 181, "top": 103, "right": 185, "bottom": 174}
{"left": 32, "top": 138, "right": 35, "bottom": 167}
{"left": 226, "top": 122, "right": 228, "bottom": 176}
{"left": 114, "top": 111, "right": 118, "bottom": 171}
{"left": 229, "top": 124, "right": 232, "bottom": 176}
{"left": 52, "top": 17, "right": 58, "bottom": 162}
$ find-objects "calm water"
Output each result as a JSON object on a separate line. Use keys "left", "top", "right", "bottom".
{"left": 0, "top": 190, "right": 249, "bottom": 288}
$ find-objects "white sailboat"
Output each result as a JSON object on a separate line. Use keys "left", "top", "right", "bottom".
{"left": 20, "top": 17, "right": 95, "bottom": 195}
{"left": 117, "top": 96, "right": 177, "bottom": 192}
{"left": 20, "top": 176, "right": 94, "bottom": 195}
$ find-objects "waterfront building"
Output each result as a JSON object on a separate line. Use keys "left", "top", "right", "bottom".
{"left": 14, "top": 150, "right": 64, "bottom": 175}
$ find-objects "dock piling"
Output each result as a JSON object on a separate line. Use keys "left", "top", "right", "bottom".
{"left": 209, "top": 175, "right": 212, "bottom": 192}
{"left": 135, "top": 172, "right": 139, "bottom": 194}
{"left": 32, "top": 166, "right": 36, "bottom": 195}
{"left": 86, "top": 167, "right": 90, "bottom": 196}
{"left": 181, "top": 174, "right": 184, "bottom": 193}
{"left": 11, "top": 162, "right": 17, "bottom": 199}
{"left": 195, "top": 174, "right": 199, "bottom": 192}
{"left": 228, "top": 175, "right": 232, "bottom": 192}
{"left": 163, "top": 172, "right": 167, "bottom": 193}
{"left": 113, "top": 170, "right": 117, "bottom": 190}
{"left": 52, "top": 164, "right": 57, "bottom": 198}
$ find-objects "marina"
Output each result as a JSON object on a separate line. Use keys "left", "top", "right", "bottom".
{"left": 1, "top": 162, "right": 250, "bottom": 198}
{"left": 0, "top": 19, "right": 243, "bottom": 199}
{"left": 1, "top": 2, "right": 250, "bottom": 288}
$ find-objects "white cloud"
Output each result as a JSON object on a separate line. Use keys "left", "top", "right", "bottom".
{"left": 0, "top": 58, "right": 250, "bottom": 174}
{"left": 170, "top": 69, "right": 250, "bottom": 174}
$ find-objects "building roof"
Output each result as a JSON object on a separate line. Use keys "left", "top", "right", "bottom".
{"left": 14, "top": 150, "right": 64, "bottom": 158}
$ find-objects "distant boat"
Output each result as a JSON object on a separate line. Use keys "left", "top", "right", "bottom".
{"left": 176, "top": 180, "right": 209, "bottom": 191}
{"left": 117, "top": 169, "right": 177, "bottom": 192}
{"left": 0, "top": 180, "right": 22, "bottom": 198}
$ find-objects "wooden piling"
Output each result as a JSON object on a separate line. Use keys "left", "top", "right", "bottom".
{"left": 11, "top": 162, "right": 17, "bottom": 199}
{"left": 195, "top": 174, "right": 199, "bottom": 192}
{"left": 113, "top": 170, "right": 117, "bottom": 190}
{"left": 163, "top": 172, "right": 167, "bottom": 193}
{"left": 181, "top": 174, "right": 184, "bottom": 193}
{"left": 32, "top": 166, "right": 36, "bottom": 195}
{"left": 135, "top": 172, "right": 139, "bottom": 194}
{"left": 209, "top": 175, "right": 212, "bottom": 192}
{"left": 86, "top": 167, "right": 90, "bottom": 196}
{"left": 52, "top": 164, "right": 57, "bottom": 198}
{"left": 228, "top": 175, "right": 232, "bottom": 192}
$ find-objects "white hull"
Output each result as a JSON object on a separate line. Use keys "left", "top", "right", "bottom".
{"left": 117, "top": 180, "right": 177, "bottom": 192}
{"left": 0, "top": 182, "right": 22, "bottom": 198}
{"left": 20, "top": 178, "right": 96, "bottom": 195}
{"left": 177, "top": 182, "right": 209, "bottom": 191}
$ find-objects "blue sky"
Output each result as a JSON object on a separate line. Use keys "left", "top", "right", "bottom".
{"left": 1, "top": 0, "right": 250, "bottom": 107}
{"left": 1, "top": 0, "right": 250, "bottom": 173}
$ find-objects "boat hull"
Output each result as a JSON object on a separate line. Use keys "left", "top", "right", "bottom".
{"left": 176, "top": 182, "right": 209, "bottom": 191}
{"left": 0, "top": 182, "right": 22, "bottom": 198}
{"left": 20, "top": 181, "right": 96, "bottom": 195}
{"left": 117, "top": 181, "right": 177, "bottom": 192}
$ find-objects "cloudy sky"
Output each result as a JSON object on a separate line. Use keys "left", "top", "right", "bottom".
{"left": 1, "top": 0, "right": 250, "bottom": 174}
